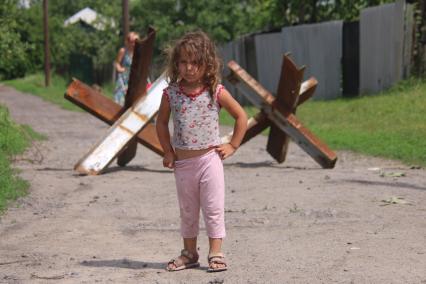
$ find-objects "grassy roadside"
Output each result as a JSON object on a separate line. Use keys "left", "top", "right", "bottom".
{"left": 0, "top": 105, "right": 44, "bottom": 214}
{"left": 296, "top": 78, "right": 426, "bottom": 167}
{"left": 3, "top": 73, "right": 114, "bottom": 112}
{"left": 3, "top": 73, "right": 426, "bottom": 167}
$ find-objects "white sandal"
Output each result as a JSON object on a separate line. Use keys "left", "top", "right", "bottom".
{"left": 166, "top": 249, "right": 200, "bottom": 272}
{"left": 207, "top": 252, "right": 227, "bottom": 272}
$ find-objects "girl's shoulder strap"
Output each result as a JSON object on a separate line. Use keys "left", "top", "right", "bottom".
{"left": 168, "top": 82, "right": 180, "bottom": 92}
{"left": 163, "top": 82, "right": 179, "bottom": 102}
{"left": 214, "top": 83, "right": 225, "bottom": 101}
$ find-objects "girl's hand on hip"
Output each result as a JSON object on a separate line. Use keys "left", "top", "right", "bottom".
{"left": 215, "top": 143, "right": 236, "bottom": 160}
{"left": 163, "top": 151, "right": 175, "bottom": 168}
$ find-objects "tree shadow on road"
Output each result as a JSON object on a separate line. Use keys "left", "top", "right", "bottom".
{"left": 36, "top": 167, "right": 71, "bottom": 172}
{"left": 340, "top": 179, "right": 426, "bottom": 191}
{"left": 80, "top": 258, "right": 165, "bottom": 270}
{"left": 224, "top": 161, "right": 318, "bottom": 170}
{"left": 101, "top": 165, "right": 172, "bottom": 174}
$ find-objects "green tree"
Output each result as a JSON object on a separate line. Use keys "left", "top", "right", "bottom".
{"left": 1, "top": 0, "right": 413, "bottom": 81}
{"left": 0, "top": 0, "right": 122, "bottom": 82}
{"left": 44, "top": 0, "right": 121, "bottom": 82}
{"left": 0, "top": 0, "right": 35, "bottom": 79}
{"left": 246, "top": 0, "right": 395, "bottom": 30}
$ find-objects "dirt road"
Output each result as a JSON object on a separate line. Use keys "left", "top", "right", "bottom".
{"left": 0, "top": 85, "right": 425, "bottom": 283}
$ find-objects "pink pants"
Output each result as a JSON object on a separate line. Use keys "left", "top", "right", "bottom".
{"left": 174, "top": 150, "right": 225, "bottom": 239}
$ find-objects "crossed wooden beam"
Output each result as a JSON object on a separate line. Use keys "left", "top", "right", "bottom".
{"left": 72, "top": 74, "right": 167, "bottom": 175}
{"left": 65, "top": 27, "right": 165, "bottom": 174}
{"left": 65, "top": 31, "right": 336, "bottom": 174}
{"left": 223, "top": 55, "right": 337, "bottom": 168}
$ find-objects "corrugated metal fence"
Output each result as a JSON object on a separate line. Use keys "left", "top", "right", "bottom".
{"left": 282, "top": 21, "right": 343, "bottom": 100}
{"left": 220, "top": 0, "right": 413, "bottom": 103}
{"left": 253, "top": 32, "right": 282, "bottom": 96}
{"left": 360, "top": 1, "right": 405, "bottom": 93}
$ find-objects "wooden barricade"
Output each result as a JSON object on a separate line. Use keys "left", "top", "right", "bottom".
{"left": 74, "top": 75, "right": 168, "bottom": 175}
{"left": 64, "top": 27, "right": 164, "bottom": 172}
{"left": 65, "top": 79, "right": 163, "bottom": 156}
{"left": 66, "top": 36, "right": 336, "bottom": 173}
{"left": 223, "top": 55, "right": 337, "bottom": 168}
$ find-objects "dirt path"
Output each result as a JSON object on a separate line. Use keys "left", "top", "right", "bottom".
{"left": 0, "top": 84, "right": 425, "bottom": 284}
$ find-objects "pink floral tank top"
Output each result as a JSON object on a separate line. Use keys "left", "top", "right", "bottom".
{"left": 163, "top": 83, "right": 224, "bottom": 150}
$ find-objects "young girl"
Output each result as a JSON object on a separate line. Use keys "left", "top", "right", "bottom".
{"left": 113, "top": 31, "right": 139, "bottom": 105}
{"left": 156, "top": 31, "right": 247, "bottom": 272}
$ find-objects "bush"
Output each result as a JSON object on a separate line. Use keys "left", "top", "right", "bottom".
{"left": 0, "top": 1, "right": 35, "bottom": 79}
{"left": 0, "top": 105, "right": 35, "bottom": 213}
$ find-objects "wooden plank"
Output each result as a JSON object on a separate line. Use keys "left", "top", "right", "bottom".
{"left": 64, "top": 79, "right": 164, "bottom": 156}
{"left": 125, "top": 27, "right": 156, "bottom": 108}
{"left": 267, "top": 55, "right": 305, "bottom": 163}
{"left": 74, "top": 74, "right": 168, "bottom": 175}
{"left": 298, "top": 77, "right": 318, "bottom": 106}
{"left": 221, "top": 77, "right": 317, "bottom": 148}
{"left": 221, "top": 112, "right": 270, "bottom": 145}
{"left": 117, "top": 138, "right": 138, "bottom": 167}
{"left": 266, "top": 125, "right": 288, "bottom": 163}
{"left": 270, "top": 111, "right": 337, "bottom": 168}
{"left": 118, "top": 27, "right": 156, "bottom": 166}
{"left": 65, "top": 79, "right": 122, "bottom": 123}
{"left": 275, "top": 54, "right": 305, "bottom": 112}
{"left": 227, "top": 60, "right": 337, "bottom": 168}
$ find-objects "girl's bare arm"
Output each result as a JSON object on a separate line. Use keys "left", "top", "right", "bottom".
{"left": 156, "top": 95, "right": 175, "bottom": 168}
{"left": 216, "top": 88, "right": 248, "bottom": 159}
{"left": 114, "top": 48, "right": 126, "bottom": 73}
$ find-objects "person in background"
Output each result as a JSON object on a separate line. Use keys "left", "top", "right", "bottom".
{"left": 114, "top": 31, "right": 139, "bottom": 105}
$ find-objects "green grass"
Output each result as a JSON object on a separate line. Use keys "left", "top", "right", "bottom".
{"left": 0, "top": 105, "right": 44, "bottom": 214}
{"left": 3, "top": 73, "right": 114, "bottom": 112}
{"left": 220, "top": 78, "right": 426, "bottom": 167}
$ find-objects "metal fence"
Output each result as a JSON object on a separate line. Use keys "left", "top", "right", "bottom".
{"left": 360, "top": 0, "right": 405, "bottom": 94}
{"left": 254, "top": 32, "right": 283, "bottom": 95}
{"left": 219, "top": 39, "right": 252, "bottom": 105}
{"left": 220, "top": 0, "right": 413, "bottom": 104}
{"left": 281, "top": 21, "right": 343, "bottom": 100}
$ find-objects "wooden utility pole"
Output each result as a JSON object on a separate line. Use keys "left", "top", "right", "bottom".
{"left": 43, "top": 0, "right": 50, "bottom": 87}
{"left": 122, "top": 0, "right": 129, "bottom": 44}
{"left": 412, "top": 0, "right": 426, "bottom": 76}
{"left": 420, "top": 0, "right": 426, "bottom": 75}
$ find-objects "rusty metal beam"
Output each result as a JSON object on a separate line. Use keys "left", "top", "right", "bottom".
{"left": 221, "top": 111, "right": 270, "bottom": 145}
{"left": 118, "top": 27, "right": 156, "bottom": 166}
{"left": 267, "top": 55, "right": 305, "bottom": 163}
{"left": 124, "top": 27, "right": 155, "bottom": 108}
{"left": 223, "top": 77, "right": 318, "bottom": 148}
{"left": 74, "top": 74, "right": 168, "bottom": 175}
{"left": 298, "top": 77, "right": 318, "bottom": 106}
{"left": 227, "top": 59, "right": 337, "bottom": 169}
{"left": 64, "top": 79, "right": 164, "bottom": 156}
{"left": 266, "top": 76, "right": 318, "bottom": 163}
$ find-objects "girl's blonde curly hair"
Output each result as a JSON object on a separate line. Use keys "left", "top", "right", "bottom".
{"left": 165, "top": 31, "right": 222, "bottom": 98}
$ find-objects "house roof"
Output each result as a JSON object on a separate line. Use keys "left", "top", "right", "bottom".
{"left": 64, "top": 7, "right": 115, "bottom": 30}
